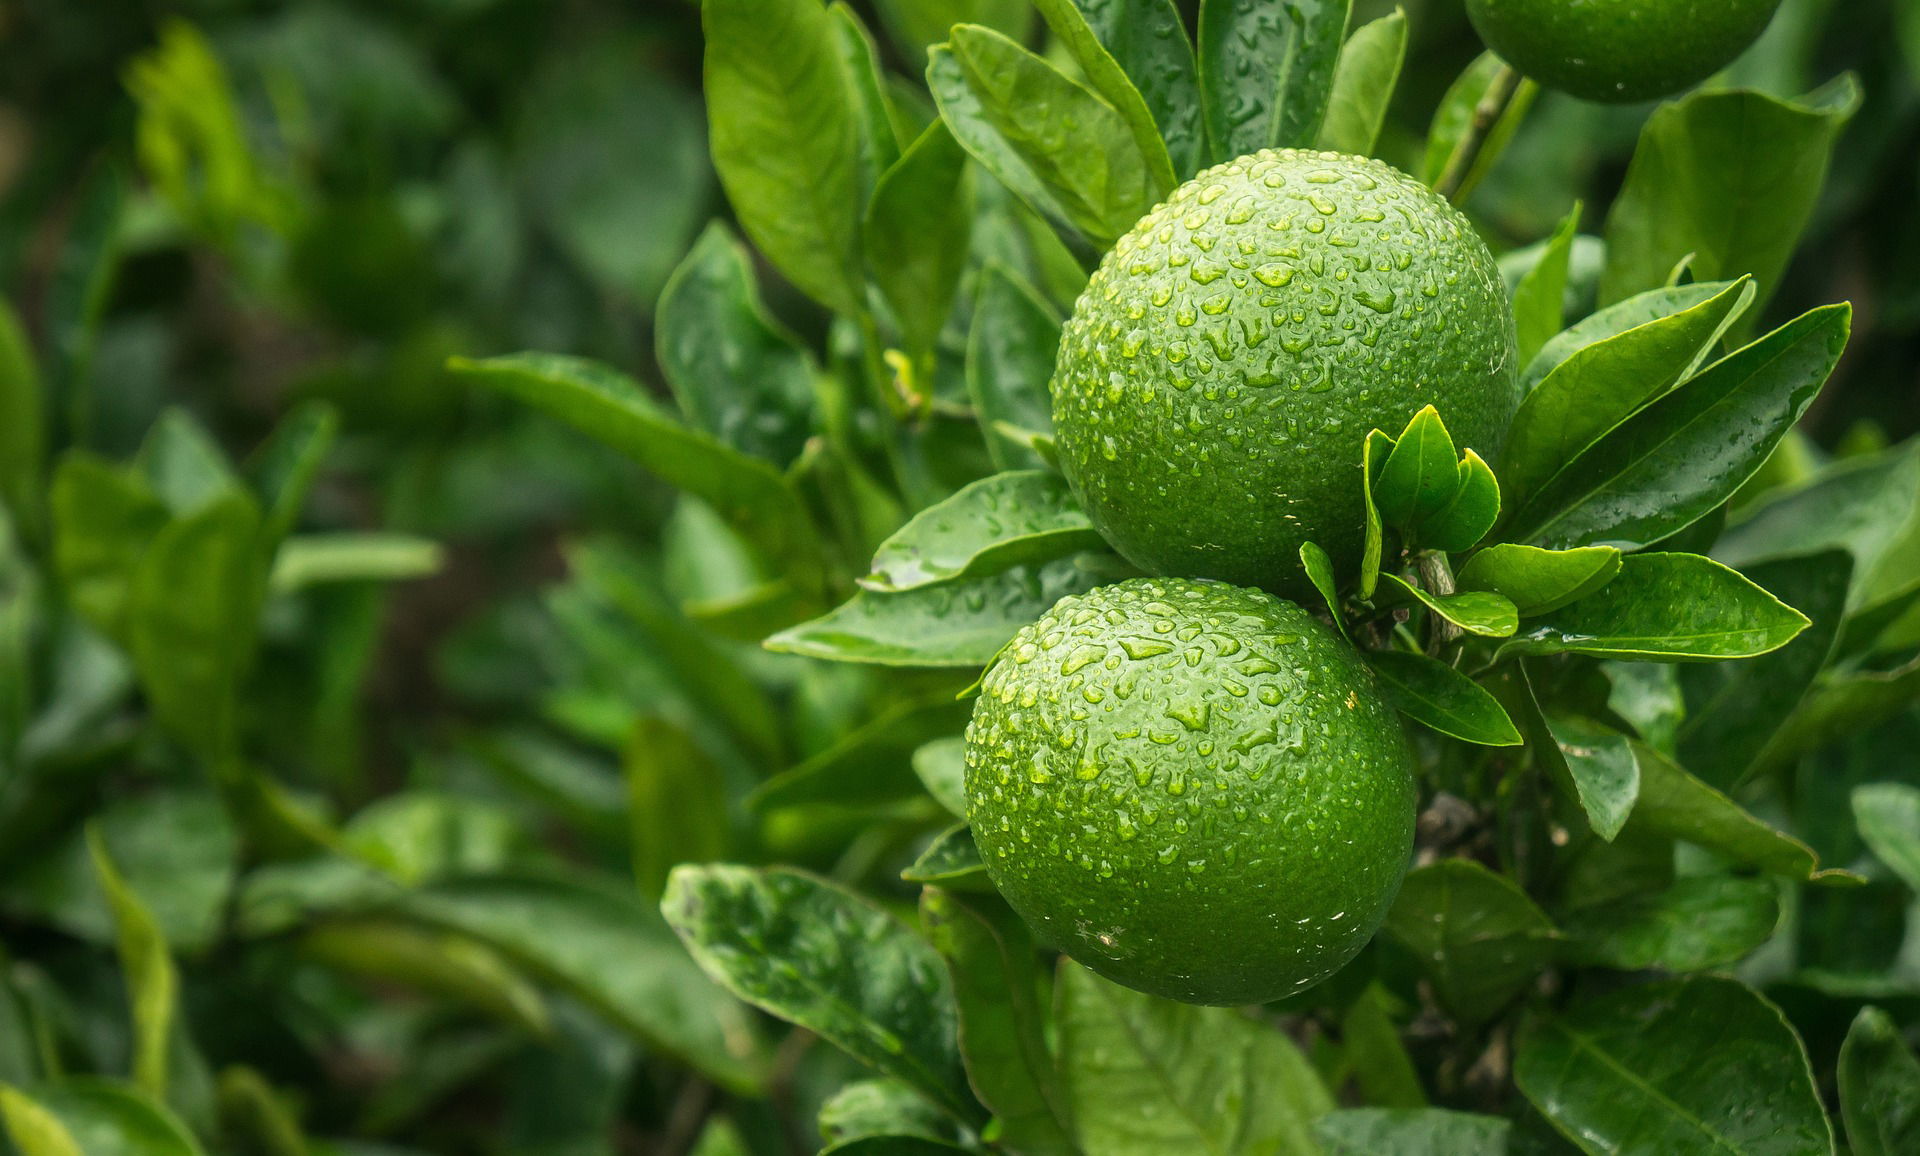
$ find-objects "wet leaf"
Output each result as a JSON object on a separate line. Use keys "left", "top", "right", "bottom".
{"left": 901, "top": 826, "right": 987, "bottom": 887}
{"left": 1075, "top": 0, "right": 1206, "bottom": 177}
{"left": 1056, "top": 961, "right": 1330, "bottom": 1154}
{"left": 1198, "top": 0, "right": 1352, "bottom": 161}
{"left": 1628, "top": 741, "right": 1859, "bottom": 885}
{"left": 662, "top": 865, "right": 978, "bottom": 1121}
{"left": 1560, "top": 875, "right": 1779, "bottom": 972}
{"left": 865, "top": 471, "right": 1101, "bottom": 591}
{"left": 1365, "top": 650, "right": 1521, "bottom": 747}
{"left": 1498, "top": 553, "right": 1808, "bottom": 662}
{"left": 1854, "top": 782, "right": 1920, "bottom": 894}
{"left": 1510, "top": 204, "right": 1580, "bottom": 369}
{"left": 1500, "top": 277, "right": 1754, "bottom": 512}
{"left": 1600, "top": 79, "right": 1861, "bottom": 320}
{"left": 1515, "top": 976, "right": 1831, "bottom": 1156}
{"left": 656, "top": 222, "right": 817, "bottom": 466}
{"left": 967, "top": 265, "right": 1061, "bottom": 472}
{"left": 1029, "top": 0, "right": 1178, "bottom": 194}
{"left": 1838, "top": 1006, "right": 1920, "bottom": 1156}
{"left": 1506, "top": 304, "right": 1848, "bottom": 551}
{"left": 1540, "top": 713, "right": 1640, "bottom": 843}
{"left": 866, "top": 119, "right": 974, "bottom": 357}
{"left": 1315, "top": 10, "right": 1408, "bottom": 158}
{"left": 920, "top": 890, "right": 1078, "bottom": 1156}
{"left": 945, "top": 25, "right": 1159, "bottom": 246}
{"left": 1456, "top": 544, "right": 1622, "bottom": 618}
{"left": 703, "top": 0, "right": 864, "bottom": 312}
{"left": 1315, "top": 1109, "right": 1511, "bottom": 1156}
{"left": 768, "top": 559, "right": 1098, "bottom": 667}
{"left": 1374, "top": 573, "right": 1518, "bottom": 638}
{"left": 1384, "top": 860, "right": 1558, "bottom": 1026}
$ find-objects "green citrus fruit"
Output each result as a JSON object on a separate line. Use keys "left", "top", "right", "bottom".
{"left": 1466, "top": 0, "right": 1782, "bottom": 103}
{"left": 1051, "top": 150, "right": 1517, "bottom": 596}
{"left": 963, "top": 577, "right": 1415, "bottom": 1005}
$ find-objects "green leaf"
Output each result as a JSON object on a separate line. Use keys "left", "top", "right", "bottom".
{"left": 0, "top": 304, "right": 45, "bottom": 545}
{"left": 402, "top": 872, "right": 768, "bottom": 1093}
{"left": 1628, "top": 741, "right": 1858, "bottom": 885}
{"left": 656, "top": 222, "right": 818, "bottom": 466}
{"left": 1750, "top": 654, "right": 1920, "bottom": 782}
{"left": 1315, "top": 1109, "right": 1511, "bottom": 1156}
{"left": 1521, "top": 280, "right": 1748, "bottom": 392}
{"left": 866, "top": 119, "right": 974, "bottom": 357}
{"left": 1456, "top": 544, "right": 1622, "bottom": 618}
{"left": 1028, "top": 0, "right": 1177, "bottom": 195}
{"left": 818, "top": 1078, "right": 956, "bottom": 1147}
{"left": 1383, "top": 860, "right": 1558, "bottom": 1026}
{"left": 703, "top": 0, "right": 865, "bottom": 313}
{"left": 627, "top": 717, "right": 731, "bottom": 903}
{"left": 913, "top": 736, "right": 969, "bottom": 817}
{"left": 49, "top": 455, "right": 169, "bottom": 644}
{"left": 928, "top": 47, "right": 1082, "bottom": 242}
{"left": 1374, "top": 573, "right": 1518, "bottom": 638}
{"left": 1507, "top": 304, "right": 1848, "bottom": 551}
{"left": 871, "top": 0, "right": 1031, "bottom": 58}
{"left": 767, "top": 558, "right": 1097, "bottom": 667}
{"left": 1500, "top": 276, "right": 1755, "bottom": 512}
{"left": 919, "top": 890, "right": 1078, "bottom": 1156}
{"left": 1498, "top": 553, "right": 1809, "bottom": 662}
{"left": 1854, "top": 783, "right": 1920, "bottom": 894}
{"left": 1600, "top": 80, "right": 1862, "bottom": 318}
{"left": 138, "top": 408, "right": 240, "bottom": 516}
{"left": 1541, "top": 713, "right": 1640, "bottom": 843}
{"left": 246, "top": 401, "right": 337, "bottom": 548}
{"left": 1074, "top": 0, "right": 1206, "bottom": 177}
{"left": 1374, "top": 406, "right": 1460, "bottom": 530}
{"left": 1314, "top": 9, "right": 1409, "bottom": 157}
{"left": 268, "top": 533, "right": 442, "bottom": 592}
{"left": 1359, "top": 428, "right": 1392, "bottom": 598}
{"left": 1514, "top": 976, "right": 1832, "bottom": 1156}
{"left": 87, "top": 828, "right": 176, "bottom": 1098}
{"left": 128, "top": 492, "right": 265, "bottom": 764}
{"left": 822, "top": 1138, "right": 971, "bottom": 1156}
{"left": 1339, "top": 985, "right": 1425, "bottom": 1109}
{"left": 1419, "top": 451, "right": 1500, "bottom": 554}
{"left": 1056, "top": 962, "right": 1332, "bottom": 1155}
{"left": 944, "top": 25, "right": 1159, "bottom": 247}
{"left": 751, "top": 695, "right": 972, "bottom": 811}
{"left": 299, "top": 918, "right": 550, "bottom": 1034}
{"left": 1364, "top": 650, "right": 1520, "bottom": 747}
{"left": 833, "top": 4, "right": 904, "bottom": 196}
{"left": 1420, "top": 52, "right": 1536, "bottom": 200}
{"left": 1838, "top": 1006, "right": 1920, "bottom": 1156}
{"left": 662, "top": 865, "right": 979, "bottom": 1122}
{"left": 1717, "top": 442, "right": 1920, "bottom": 620}
{"left": 450, "top": 354, "right": 824, "bottom": 589}
{"left": 967, "top": 265, "right": 1061, "bottom": 472}
{"left": 1510, "top": 204, "right": 1580, "bottom": 369}
{"left": 865, "top": 471, "right": 1101, "bottom": 591}
{"left": 1560, "top": 875, "right": 1780, "bottom": 972}
{"left": 1298, "top": 542, "right": 1350, "bottom": 642}
{"left": 901, "top": 826, "right": 987, "bottom": 887}
{"left": 1198, "top": 0, "right": 1352, "bottom": 161}
{"left": 0, "top": 1079, "right": 206, "bottom": 1156}
{"left": 1676, "top": 552, "right": 1851, "bottom": 789}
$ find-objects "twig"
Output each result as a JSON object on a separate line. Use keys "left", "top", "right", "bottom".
{"left": 1434, "top": 64, "right": 1525, "bottom": 204}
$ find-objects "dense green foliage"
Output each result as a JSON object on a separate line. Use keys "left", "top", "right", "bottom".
{"left": 1, "top": 1, "right": 1919, "bottom": 1154}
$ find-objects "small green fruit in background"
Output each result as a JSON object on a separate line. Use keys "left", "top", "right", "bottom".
{"left": 964, "top": 578, "right": 1416, "bottom": 1005}
{"left": 1466, "top": 0, "right": 1784, "bottom": 103}
{"left": 1050, "top": 150, "right": 1516, "bottom": 596}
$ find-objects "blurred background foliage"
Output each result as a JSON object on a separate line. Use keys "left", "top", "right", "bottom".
{"left": 0, "top": 0, "right": 1916, "bottom": 1152}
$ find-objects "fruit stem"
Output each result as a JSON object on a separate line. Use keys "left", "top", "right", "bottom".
{"left": 1418, "top": 552, "right": 1461, "bottom": 650}
{"left": 1435, "top": 63, "right": 1525, "bottom": 204}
